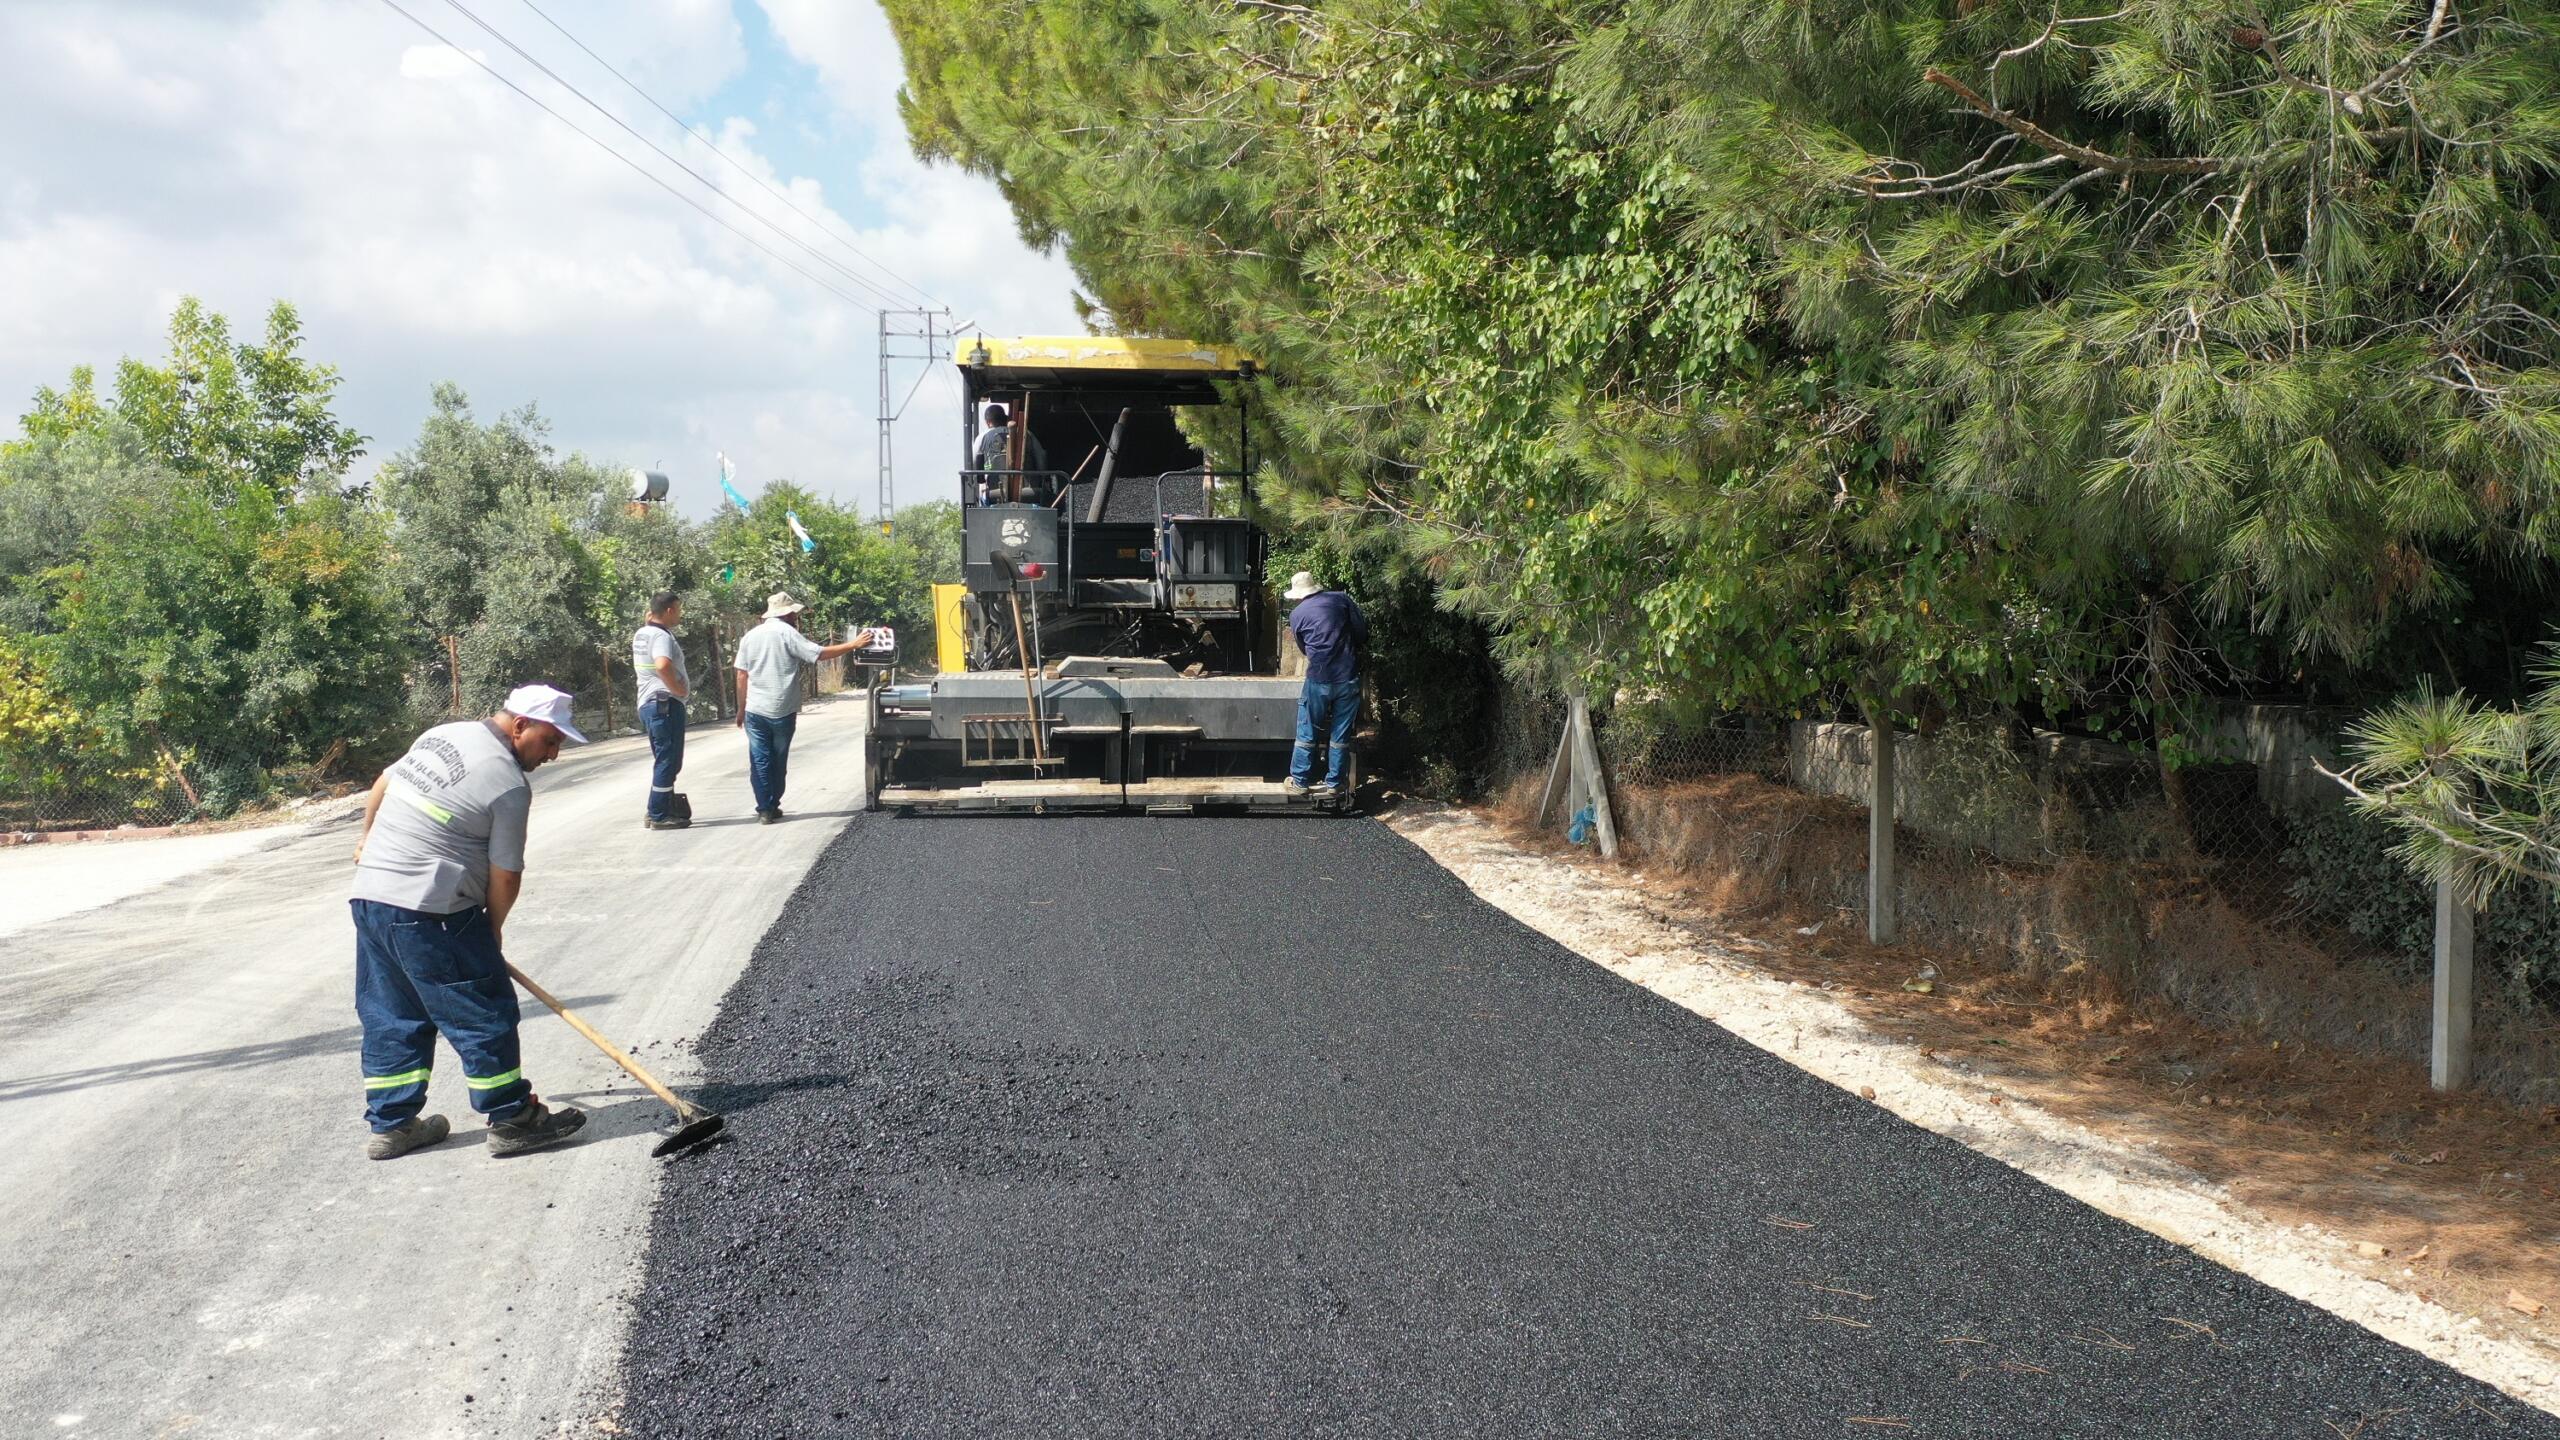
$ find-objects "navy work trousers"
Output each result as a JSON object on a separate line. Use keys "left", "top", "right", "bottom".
{"left": 643, "top": 696, "right": 686, "bottom": 820}
{"left": 351, "top": 899, "right": 531, "bottom": 1132}
{"left": 744, "top": 710, "right": 797, "bottom": 815}
{"left": 1291, "top": 678, "right": 1361, "bottom": 789}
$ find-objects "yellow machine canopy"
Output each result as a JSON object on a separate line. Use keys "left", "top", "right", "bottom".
{"left": 963, "top": 336, "right": 1254, "bottom": 396}
{"left": 957, "top": 334, "right": 1263, "bottom": 513}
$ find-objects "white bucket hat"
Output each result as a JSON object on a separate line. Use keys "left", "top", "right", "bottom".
{"left": 1283, "top": 571, "right": 1321, "bottom": 601}
{"left": 502, "top": 683, "right": 589, "bottom": 744}
{"left": 763, "top": 590, "right": 806, "bottom": 619}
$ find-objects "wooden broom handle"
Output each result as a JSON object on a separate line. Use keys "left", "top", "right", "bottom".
{"left": 506, "top": 962, "right": 697, "bottom": 1117}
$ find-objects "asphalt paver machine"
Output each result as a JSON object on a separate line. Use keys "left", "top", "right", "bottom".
{"left": 866, "top": 336, "right": 1341, "bottom": 814}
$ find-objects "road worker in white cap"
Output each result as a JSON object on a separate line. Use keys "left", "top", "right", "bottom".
{"left": 344, "top": 683, "right": 591, "bottom": 1160}
{"left": 1281, "top": 572, "right": 1367, "bottom": 799}
{"left": 730, "top": 591, "right": 879, "bottom": 824}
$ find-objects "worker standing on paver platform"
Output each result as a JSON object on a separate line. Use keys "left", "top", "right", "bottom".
{"left": 346, "top": 685, "right": 592, "bottom": 1161}
{"left": 971, "top": 402, "right": 1049, "bottom": 504}
{"left": 633, "top": 590, "right": 692, "bottom": 832}
{"left": 732, "top": 591, "right": 879, "bottom": 824}
{"left": 1282, "top": 570, "right": 1367, "bottom": 798}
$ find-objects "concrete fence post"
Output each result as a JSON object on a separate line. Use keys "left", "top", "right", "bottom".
{"left": 1867, "top": 705, "right": 1898, "bottom": 945}
{"left": 2432, "top": 876, "right": 2475, "bottom": 1092}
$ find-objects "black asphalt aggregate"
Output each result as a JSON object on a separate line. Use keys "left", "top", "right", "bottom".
{"left": 618, "top": 815, "right": 2556, "bottom": 1438}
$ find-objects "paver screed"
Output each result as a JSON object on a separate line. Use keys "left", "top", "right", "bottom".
{"left": 616, "top": 815, "right": 2555, "bottom": 1439}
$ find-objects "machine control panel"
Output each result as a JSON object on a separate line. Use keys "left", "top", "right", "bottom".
{"left": 1171, "top": 582, "right": 1240, "bottom": 611}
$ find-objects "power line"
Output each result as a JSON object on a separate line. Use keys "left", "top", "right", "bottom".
{"left": 432, "top": 0, "right": 918, "bottom": 311}
{"left": 373, "top": 0, "right": 906, "bottom": 311}
{"left": 371, "top": 0, "right": 881, "bottom": 310}
{"left": 512, "top": 0, "right": 943, "bottom": 310}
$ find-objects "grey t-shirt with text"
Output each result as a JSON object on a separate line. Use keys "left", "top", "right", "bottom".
{"left": 733, "top": 617, "right": 825, "bottom": 718}
{"left": 633, "top": 623, "right": 688, "bottom": 707}
{"left": 350, "top": 720, "right": 532, "bottom": 914}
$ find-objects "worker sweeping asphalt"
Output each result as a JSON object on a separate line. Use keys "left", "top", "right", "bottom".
{"left": 346, "top": 684, "right": 592, "bottom": 1160}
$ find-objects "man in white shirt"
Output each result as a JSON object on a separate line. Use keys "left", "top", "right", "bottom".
{"left": 632, "top": 591, "right": 691, "bottom": 831}
{"left": 731, "top": 590, "right": 878, "bottom": 823}
{"left": 347, "top": 684, "right": 591, "bottom": 1160}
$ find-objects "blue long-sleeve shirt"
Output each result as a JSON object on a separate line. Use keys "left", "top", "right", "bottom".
{"left": 1286, "top": 590, "right": 1368, "bottom": 684}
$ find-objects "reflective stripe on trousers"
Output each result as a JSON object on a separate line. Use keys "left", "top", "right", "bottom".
{"left": 350, "top": 900, "right": 532, "bottom": 1132}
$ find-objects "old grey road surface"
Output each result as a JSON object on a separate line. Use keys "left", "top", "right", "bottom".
{"left": 0, "top": 699, "right": 870, "bottom": 1439}
{"left": 619, "top": 815, "right": 2555, "bottom": 1439}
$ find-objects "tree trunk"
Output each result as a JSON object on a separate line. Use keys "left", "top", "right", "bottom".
{"left": 599, "top": 647, "right": 615, "bottom": 735}
{"left": 443, "top": 635, "right": 463, "bottom": 715}
{"left": 149, "top": 729, "right": 201, "bottom": 812}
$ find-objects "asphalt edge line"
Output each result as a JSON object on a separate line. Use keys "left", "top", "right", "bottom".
{"left": 580, "top": 703, "right": 876, "bottom": 1436}
{"left": 1381, "top": 802, "right": 2560, "bottom": 1418}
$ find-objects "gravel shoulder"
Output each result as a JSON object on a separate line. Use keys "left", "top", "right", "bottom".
{"left": 1386, "top": 801, "right": 2560, "bottom": 1417}
{"left": 617, "top": 812, "right": 2553, "bottom": 1438}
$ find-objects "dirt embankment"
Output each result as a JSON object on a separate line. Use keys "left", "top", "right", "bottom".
{"left": 1599, "top": 773, "right": 2560, "bottom": 1102}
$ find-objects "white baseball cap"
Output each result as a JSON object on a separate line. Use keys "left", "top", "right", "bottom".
{"left": 1283, "top": 570, "right": 1321, "bottom": 601}
{"left": 763, "top": 590, "right": 806, "bottom": 619}
{"left": 502, "top": 683, "right": 590, "bottom": 744}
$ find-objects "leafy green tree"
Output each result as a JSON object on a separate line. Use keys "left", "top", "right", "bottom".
{"left": 373, "top": 388, "right": 716, "bottom": 723}
{"left": 0, "top": 420, "right": 160, "bottom": 635}
{"left": 376, "top": 386, "right": 573, "bottom": 682}
{"left": 886, "top": 0, "right": 2560, "bottom": 809}
{"left": 452, "top": 483, "right": 606, "bottom": 716}
{"left": 886, "top": 0, "right": 2088, "bottom": 737}
{"left": 7, "top": 299, "right": 397, "bottom": 810}
{"left": 19, "top": 298, "right": 365, "bottom": 496}
{"left": 1565, "top": 0, "right": 2560, "bottom": 680}
{"left": 888, "top": 500, "right": 963, "bottom": 590}
{"left": 579, "top": 486, "right": 722, "bottom": 722}
{"left": 711, "top": 484, "right": 936, "bottom": 643}
{"left": 0, "top": 630, "right": 154, "bottom": 812}
{"left": 2334, "top": 669, "right": 2560, "bottom": 904}
{"left": 41, "top": 477, "right": 408, "bottom": 809}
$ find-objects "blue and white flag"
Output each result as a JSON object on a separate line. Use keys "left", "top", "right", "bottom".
{"left": 786, "top": 509, "right": 817, "bottom": 554}
{"left": 715, "top": 451, "right": 753, "bottom": 513}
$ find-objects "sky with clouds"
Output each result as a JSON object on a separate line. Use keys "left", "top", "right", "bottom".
{"left": 0, "top": 0, "right": 1084, "bottom": 518}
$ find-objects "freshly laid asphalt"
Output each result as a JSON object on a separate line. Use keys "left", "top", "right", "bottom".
{"left": 618, "top": 816, "right": 2554, "bottom": 1439}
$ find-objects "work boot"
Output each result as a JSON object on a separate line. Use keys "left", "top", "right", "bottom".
{"left": 1282, "top": 779, "right": 1309, "bottom": 797}
{"left": 365, "top": 1113, "right": 450, "bottom": 1161}
{"left": 487, "top": 1100, "right": 587, "bottom": 1157}
{"left": 758, "top": 810, "right": 781, "bottom": 825}
{"left": 644, "top": 816, "right": 691, "bottom": 831}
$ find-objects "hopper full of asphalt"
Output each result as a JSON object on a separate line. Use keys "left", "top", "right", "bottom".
{"left": 617, "top": 816, "right": 2550, "bottom": 1438}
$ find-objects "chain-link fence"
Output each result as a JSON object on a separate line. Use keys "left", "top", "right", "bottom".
{"left": 1, "top": 740, "right": 289, "bottom": 834}
{"left": 1487, "top": 684, "right": 2560, "bottom": 1085}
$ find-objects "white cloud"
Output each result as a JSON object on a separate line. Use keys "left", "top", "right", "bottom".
{"left": 751, "top": 0, "right": 904, "bottom": 135}
{"left": 0, "top": 0, "right": 1082, "bottom": 518}
{"left": 398, "top": 42, "right": 486, "bottom": 80}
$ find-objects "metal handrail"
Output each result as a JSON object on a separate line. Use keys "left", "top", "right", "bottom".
{"left": 961, "top": 467, "right": 1071, "bottom": 507}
